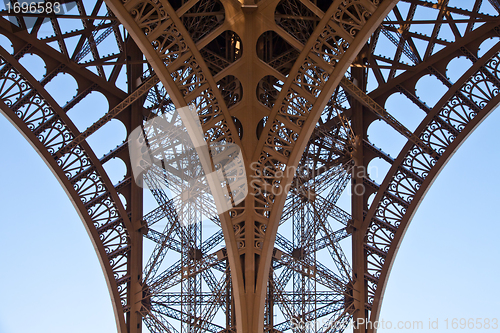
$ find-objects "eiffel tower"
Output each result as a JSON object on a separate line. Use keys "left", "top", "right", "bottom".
{"left": 1, "top": 0, "right": 499, "bottom": 332}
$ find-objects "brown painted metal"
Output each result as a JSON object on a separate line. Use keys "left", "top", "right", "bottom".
{"left": 1, "top": 0, "right": 499, "bottom": 332}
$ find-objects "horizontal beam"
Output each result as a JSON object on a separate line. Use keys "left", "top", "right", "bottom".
{"left": 55, "top": 73, "right": 159, "bottom": 158}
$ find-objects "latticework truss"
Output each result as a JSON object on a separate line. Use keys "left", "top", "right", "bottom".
{"left": 0, "top": 0, "right": 499, "bottom": 332}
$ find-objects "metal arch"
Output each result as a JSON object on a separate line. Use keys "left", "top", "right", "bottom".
{"left": 98, "top": 0, "right": 400, "bottom": 331}
{"left": 0, "top": 19, "right": 153, "bottom": 331}
{"left": 249, "top": 1, "right": 399, "bottom": 332}
{"left": 0, "top": 46, "right": 132, "bottom": 332}
{"left": 103, "top": 0, "right": 240, "bottom": 147}
{"left": 361, "top": 29, "right": 500, "bottom": 331}
{"left": 1, "top": 0, "right": 499, "bottom": 332}
{"left": 98, "top": 1, "right": 246, "bottom": 330}
{"left": 251, "top": 0, "right": 398, "bottom": 217}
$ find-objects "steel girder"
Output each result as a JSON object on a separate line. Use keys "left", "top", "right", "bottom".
{"left": 1, "top": 0, "right": 499, "bottom": 333}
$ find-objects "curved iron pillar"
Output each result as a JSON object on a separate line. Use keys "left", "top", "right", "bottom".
{"left": 102, "top": 0, "right": 398, "bottom": 332}
{"left": 0, "top": 13, "right": 152, "bottom": 329}
{"left": 0, "top": 0, "right": 499, "bottom": 332}
{"left": 361, "top": 22, "right": 500, "bottom": 330}
{"left": 0, "top": 45, "right": 131, "bottom": 332}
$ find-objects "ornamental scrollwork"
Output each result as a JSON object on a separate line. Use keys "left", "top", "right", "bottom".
{"left": 13, "top": 93, "right": 53, "bottom": 130}
{"left": 366, "top": 219, "right": 395, "bottom": 253}
{"left": 172, "top": 57, "right": 206, "bottom": 96}
{"left": 439, "top": 96, "right": 477, "bottom": 132}
{"left": 313, "top": 23, "right": 351, "bottom": 66}
{"left": 334, "top": 0, "right": 373, "bottom": 37}
{"left": 36, "top": 118, "right": 73, "bottom": 154}
{"left": 279, "top": 89, "right": 313, "bottom": 127}
{"left": 365, "top": 246, "right": 385, "bottom": 278}
{"left": 294, "top": 58, "right": 330, "bottom": 98}
{"left": 387, "top": 170, "right": 420, "bottom": 203}
{"left": 0, "top": 65, "right": 32, "bottom": 107}
{"left": 57, "top": 148, "right": 91, "bottom": 179}
{"left": 365, "top": 277, "right": 377, "bottom": 308}
{"left": 151, "top": 21, "right": 188, "bottom": 65}
{"left": 254, "top": 221, "right": 267, "bottom": 250}
{"left": 130, "top": 0, "right": 167, "bottom": 35}
{"left": 374, "top": 195, "right": 406, "bottom": 227}
{"left": 0, "top": 52, "right": 130, "bottom": 310}
{"left": 89, "top": 197, "right": 121, "bottom": 229}
{"left": 483, "top": 53, "right": 500, "bottom": 80}
{"left": 74, "top": 170, "right": 107, "bottom": 204}
{"left": 420, "top": 120, "right": 455, "bottom": 156}
{"left": 204, "top": 118, "right": 231, "bottom": 145}
{"left": 402, "top": 147, "right": 435, "bottom": 179}
{"left": 460, "top": 70, "right": 500, "bottom": 108}
{"left": 364, "top": 48, "right": 500, "bottom": 307}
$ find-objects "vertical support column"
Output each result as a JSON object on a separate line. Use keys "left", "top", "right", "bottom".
{"left": 267, "top": 267, "right": 274, "bottom": 331}
{"left": 350, "top": 66, "right": 368, "bottom": 333}
{"left": 125, "top": 38, "right": 144, "bottom": 333}
{"left": 243, "top": 200, "right": 258, "bottom": 333}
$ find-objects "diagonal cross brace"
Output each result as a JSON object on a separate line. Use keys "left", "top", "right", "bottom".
{"left": 340, "top": 76, "right": 439, "bottom": 159}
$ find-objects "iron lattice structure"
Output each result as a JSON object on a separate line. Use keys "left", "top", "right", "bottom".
{"left": 1, "top": 0, "right": 499, "bottom": 332}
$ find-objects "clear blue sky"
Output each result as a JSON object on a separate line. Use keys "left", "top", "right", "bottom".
{"left": 0, "top": 115, "right": 117, "bottom": 333}
{"left": 1, "top": 0, "right": 499, "bottom": 330}
{"left": 377, "top": 107, "right": 500, "bottom": 332}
